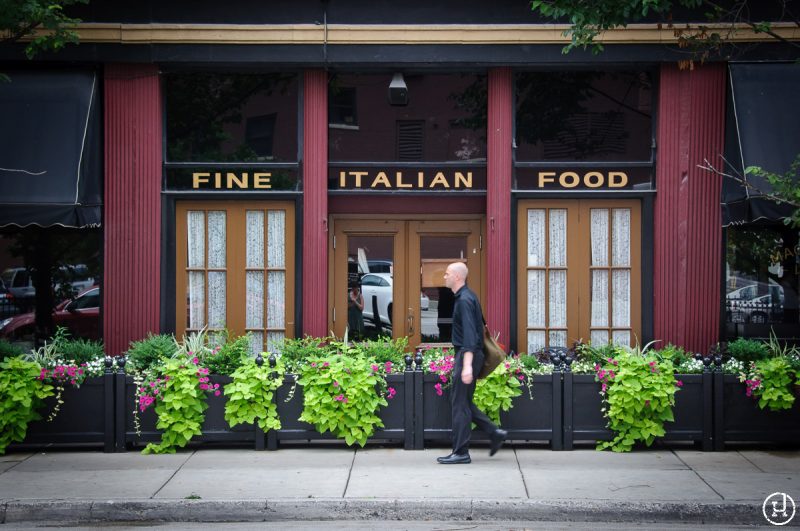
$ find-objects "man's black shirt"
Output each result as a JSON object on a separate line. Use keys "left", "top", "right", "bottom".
{"left": 451, "top": 284, "right": 483, "bottom": 354}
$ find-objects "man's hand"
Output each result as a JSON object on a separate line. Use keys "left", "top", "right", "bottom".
{"left": 461, "top": 351, "right": 474, "bottom": 384}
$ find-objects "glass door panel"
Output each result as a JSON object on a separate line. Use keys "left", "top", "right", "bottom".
{"left": 408, "top": 220, "right": 483, "bottom": 348}
{"left": 347, "top": 235, "right": 394, "bottom": 341}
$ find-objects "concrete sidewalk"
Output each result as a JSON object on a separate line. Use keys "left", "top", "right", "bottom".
{"left": 0, "top": 445, "right": 797, "bottom": 525}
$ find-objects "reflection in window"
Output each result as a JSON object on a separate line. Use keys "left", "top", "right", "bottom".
{"left": 165, "top": 73, "right": 297, "bottom": 162}
{"left": 515, "top": 71, "right": 652, "bottom": 162}
{"left": 347, "top": 236, "right": 394, "bottom": 341}
{"left": 328, "top": 73, "right": 487, "bottom": 162}
{"left": 725, "top": 226, "right": 799, "bottom": 335}
{"left": 420, "top": 237, "right": 467, "bottom": 345}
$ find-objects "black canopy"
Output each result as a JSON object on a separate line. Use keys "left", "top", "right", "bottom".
{"left": 722, "top": 63, "right": 800, "bottom": 226}
{"left": 0, "top": 71, "right": 101, "bottom": 228}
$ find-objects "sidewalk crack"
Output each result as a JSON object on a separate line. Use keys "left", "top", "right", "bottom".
{"left": 514, "top": 447, "right": 530, "bottom": 499}
{"left": 151, "top": 449, "right": 196, "bottom": 499}
{"left": 738, "top": 451, "right": 766, "bottom": 473}
{"left": 2, "top": 452, "right": 36, "bottom": 475}
{"left": 342, "top": 448, "right": 357, "bottom": 498}
{"left": 670, "top": 449, "right": 724, "bottom": 500}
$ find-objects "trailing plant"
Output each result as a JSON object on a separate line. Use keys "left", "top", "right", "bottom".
{"left": 0, "top": 356, "right": 54, "bottom": 454}
{"left": 473, "top": 359, "right": 523, "bottom": 425}
{"left": 0, "top": 339, "right": 25, "bottom": 362}
{"left": 142, "top": 355, "right": 218, "bottom": 454}
{"left": 224, "top": 356, "right": 286, "bottom": 432}
{"left": 595, "top": 349, "right": 681, "bottom": 452}
{"left": 126, "top": 333, "right": 176, "bottom": 373}
{"left": 297, "top": 353, "right": 391, "bottom": 446}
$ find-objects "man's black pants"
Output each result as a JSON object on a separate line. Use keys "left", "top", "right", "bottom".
{"left": 451, "top": 349, "right": 498, "bottom": 455}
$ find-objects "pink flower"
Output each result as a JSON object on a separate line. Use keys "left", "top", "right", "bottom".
{"left": 371, "top": 364, "right": 379, "bottom": 372}
{"left": 387, "top": 387, "right": 397, "bottom": 399}
{"left": 601, "top": 383, "right": 608, "bottom": 393}
{"left": 323, "top": 362, "right": 330, "bottom": 367}
{"left": 645, "top": 400, "right": 651, "bottom": 407}
{"left": 434, "top": 383, "right": 443, "bottom": 396}
{"left": 518, "top": 375, "right": 525, "bottom": 381}
{"left": 343, "top": 397, "right": 348, "bottom": 403}
{"left": 214, "top": 390, "right": 221, "bottom": 396}
{"left": 333, "top": 381, "right": 339, "bottom": 387}
{"left": 675, "top": 380, "right": 683, "bottom": 387}
{"left": 199, "top": 383, "right": 209, "bottom": 390}
{"left": 311, "top": 362, "right": 317, "bottom": 368}
{"left": 191, "top": 357, "right": 199, "bottom": 365}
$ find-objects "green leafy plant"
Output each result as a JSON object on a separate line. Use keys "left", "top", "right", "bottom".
{"left": 204, "top": 331, "right": 250, "bottom": 376}
{"left": 142, "top": 356, "right": 211, "bottom": 454}
{"left": 740, "top": 357, "right": 796, "bottom": 411}
{"left": 726, "top": 338, "right": 769, "bottom": 365}
{"left": 473, "top": 360, "right": 522, "bottom": 425}
{"left": 297, "top": 353, "right": 389, "bottom": 446}
{"left": 356, "top": 336, "right": 408, "bottom": 369}
{"left": 595, "top": 349, "right": 681, "bottom": 452}
{"left": 126, "top": 333, "right": 176, "bottom": 373}
{"left": 224, "top": 356, "right": 285, "bottom": 432}
{"left": 0, "top": 339, "right": 25, "bottom": 362}
{"left": 278, "top": 336, "right": 329, "bottom": 372}
{"left": 55, "top": 335, "right": 105, "bottom": 366}
{"left": 0, "top": 356, "right": 54, "bottom": 454}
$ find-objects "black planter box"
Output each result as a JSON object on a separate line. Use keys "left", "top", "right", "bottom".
{"left": 19, "top": 374, "right": 114, "bottom": 452}
{"left": 713, "top": 373, "right": 800, "bottom": 450}
{"left": 268, "top": 372, "right": 414, "bottom": 449}
{"left": 119, "top": 374, "right": 256, "bottom": 450}
{"left": 416, "top": 371, "right": 562, "bottom": 450}
{"left": 563, "top": 372, "right": 713, "bottom": 450}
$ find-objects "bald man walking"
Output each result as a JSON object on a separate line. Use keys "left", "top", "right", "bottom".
{"left": 437, "top": 262, "right": 507, "bottom": 464}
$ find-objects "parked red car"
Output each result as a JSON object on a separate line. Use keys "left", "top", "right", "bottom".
{"left": 0, "top": 286, "right": 100, "bottom": 341}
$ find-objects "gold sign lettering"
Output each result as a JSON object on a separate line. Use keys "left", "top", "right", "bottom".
{"left": 192, "top": 172, "right": 272, "bottom": 189}
{"left": 336, "top": 170, "right": 474, "bottom": 189}
{"left": 536, "top": 170, "right": 629, "bottom": 189}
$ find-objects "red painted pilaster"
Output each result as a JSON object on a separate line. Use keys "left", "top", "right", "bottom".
{"left": 303, "top": 70, "right": 328, "bottom": 337}
{"left": 654, "top": 64, "right": 725, "bottom": 354}
{"left": 486, "top": 68, "right": 513, "bottom": 346}
{"left": 103, "top": 64, "right": 162, "bottom": 355}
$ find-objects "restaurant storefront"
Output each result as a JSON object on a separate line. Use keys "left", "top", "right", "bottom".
{"left": 0, "top": 1, "right": 797, "bottom": 355}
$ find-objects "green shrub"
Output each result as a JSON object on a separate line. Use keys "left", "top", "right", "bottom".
{"left": 727, "top": 338, "right": 769, "bottom": 364}
{"left": 279, "top": 336, "right": 328, "bottom": 371}
{"left": 204, "top": 332, "right": 250, "bottom": 375}
{"left": 57, "top": 337, "right": 105, "bottom": 365}
{"left": 355, "top": 336, "right": 407, "bottom": 370}
{"left": 0, "top": 339, "right": 25, "bottom": 362}
{"left": 126, "top": 334, "right": 176, "bottom": 372}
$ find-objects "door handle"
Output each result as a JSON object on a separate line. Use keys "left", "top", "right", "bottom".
{"left": 407, "top": 308, "right": 414, "bottom": 335}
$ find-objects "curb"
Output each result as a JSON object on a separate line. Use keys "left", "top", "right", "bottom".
{"left": 1, "top": 498, "right": 767, "bottom": 525}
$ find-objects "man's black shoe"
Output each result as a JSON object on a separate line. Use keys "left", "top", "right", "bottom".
{"left": 489, "top": 429, "right": 507, "bottom": 456}
{"left": 437, "top": 453, "right": 471, "bottom": 464}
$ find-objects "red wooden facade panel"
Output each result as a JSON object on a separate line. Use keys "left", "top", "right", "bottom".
{"left": 302, "top": 70, "right": 329, "bottom": 337}
{"left": 654, "top": 64, "right": 725, "bottom": 354}
{"left": 103, "top": 64, "right": 162, "bottom": 355}
{"left": 486, "top": 68, "right": 513, "bottom": 346}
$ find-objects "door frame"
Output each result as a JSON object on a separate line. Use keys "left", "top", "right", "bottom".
{"left": 328, "top": 214, "right": 486, "bottom": 348}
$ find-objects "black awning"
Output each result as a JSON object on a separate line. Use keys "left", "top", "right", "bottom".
{"left": 0, "top": 71, "right": 101, "bottom": 228}
{"left": 722, "top": 63, "right": 800, "bottom": 226}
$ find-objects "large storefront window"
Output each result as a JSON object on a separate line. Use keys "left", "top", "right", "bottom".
{"left": 515, "top": 71, "right": 653, "bottom": 162}
{"left": 328, "top": 73, "right": 486, "bottom": 163}
{"left": 165, "top": 73, "right": 298, "bottom": 163}
{"left": 725, "top": 224, "right": 799, "bottom": 338}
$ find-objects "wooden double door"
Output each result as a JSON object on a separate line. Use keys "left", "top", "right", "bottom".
{"left": 330, "top": 217, "right": 484, "bottom": 348}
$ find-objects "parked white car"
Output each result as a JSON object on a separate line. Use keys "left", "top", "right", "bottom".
{"left": 360, "top": 273, "right": 430, "bottom": 327}
{"left": 1, "top": 265, "right": 95, "bottom": 299}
